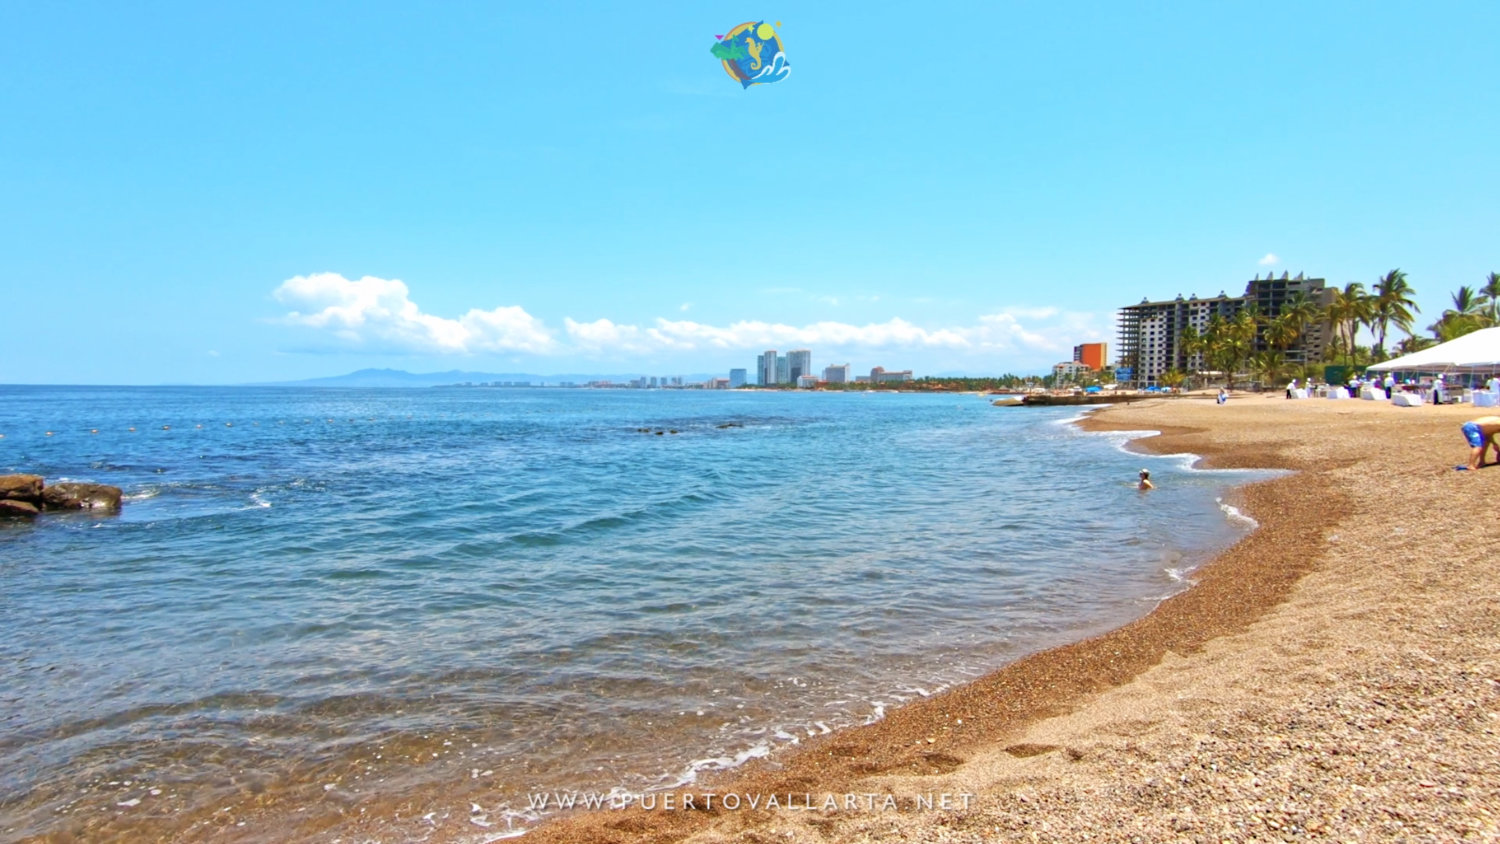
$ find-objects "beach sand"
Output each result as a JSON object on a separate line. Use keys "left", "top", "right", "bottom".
{"left": 517, "top": 394, "right": 1500, "bottom": 843}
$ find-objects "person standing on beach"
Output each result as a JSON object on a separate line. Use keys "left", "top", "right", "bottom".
{"left": 1460, "top": 417, "right": 1500, "bottom": 471}
{"left": 1138, "top": 469, "right": 1154, "bottom": 490}
{"left": 1433, "top": 374, "right": 1445, "bottom": 405}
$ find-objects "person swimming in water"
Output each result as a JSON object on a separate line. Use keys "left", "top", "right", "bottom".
{"left": 1138, "top": 469, "right": 1154, "bottom": 490}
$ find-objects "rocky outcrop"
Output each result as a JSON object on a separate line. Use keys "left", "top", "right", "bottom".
{"left": 42, "top": 483, "right": 123, "bottom": 512}
{"left": 0, "top": 499, "right": 40, "bottom": 518}
{"left": 0, "top": 474, "right": 44, "bottom": 503}
{"left": 0, "top": 474, "right": 123, "bottom": 519}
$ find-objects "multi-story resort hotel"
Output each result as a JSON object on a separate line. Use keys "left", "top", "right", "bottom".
{"left": 1116, "top": 273, "right": 1335, "bottom": 387}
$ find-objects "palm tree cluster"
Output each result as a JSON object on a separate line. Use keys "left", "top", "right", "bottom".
{"left": 1428, "top": 271, "right": 1500, "bottom": 342}
{"left": 1180, "top": 306, "right": 1260, "bottom": 388}
{"left": 1175, "top": 269, "right": 1498, "bottom": 385}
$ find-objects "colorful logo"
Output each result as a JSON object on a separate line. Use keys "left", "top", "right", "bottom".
{"left": 710, "top": 21, "right": 790, "bottom": 89}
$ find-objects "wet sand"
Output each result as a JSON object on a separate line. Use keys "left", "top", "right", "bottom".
{"left": 516, "top": 393, "right": 1500, "bottom": 843}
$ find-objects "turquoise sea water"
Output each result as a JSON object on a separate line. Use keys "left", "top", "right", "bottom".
{"left": 0, "top": 387, "right": 1263, "bottom": 841}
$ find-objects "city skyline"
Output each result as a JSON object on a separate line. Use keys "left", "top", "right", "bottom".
{"left": 3, "top": 3, "right": 1497, "bottom": 385}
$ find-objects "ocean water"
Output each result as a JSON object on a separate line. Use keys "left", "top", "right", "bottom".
{"left": 0, "top": 387, "right": 1264, "bottom": 841}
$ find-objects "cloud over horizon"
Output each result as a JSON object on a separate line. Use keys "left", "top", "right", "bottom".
{"left": 272, "top": 274, "right": 1108, "bottom": 366}
{"left": 273, "top": 273, "right": 556, "bottom": 355}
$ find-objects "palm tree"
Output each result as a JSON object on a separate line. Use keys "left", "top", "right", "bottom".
{"left": 1481, "top": 271, "right": 1500, "bottom": 325}
{"left": 1280, "top": 290, "right": 1322, "bottom": 336}
{"left": 1263, "top": 312, "right": 1300, "bottom": 353}
{"left": 1452, "top": 285, "right": 1483, "bottom": 315}
{"left": 1395, "top": 335, "right": 1436, "bottom": 355}
{"left": 1179, "top": 324, "right": 1206, "bottom": 376}
{"left": 1250, "top": 350, "right": 1288, "bottom": 386}
{"left": 1428, "top": 285, "right": 1487, "bottom": 341}
{"left": 1325, "top": 283, "right": 1374, "bottom": 367}
{"left": 1371, "top": 269, "right": 1420, "bottom": 361}
{"left": 1183, "top": 308, "right": 1259, "bottom": 389}
{"left": 1227, "top": 306, "right": 1260, "bottom": 386}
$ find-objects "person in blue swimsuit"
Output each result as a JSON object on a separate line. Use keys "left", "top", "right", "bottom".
{"left": 1460, "top": 416, "right": 1500, "bottom": 471}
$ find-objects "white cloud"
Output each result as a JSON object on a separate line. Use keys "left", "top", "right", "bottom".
{"left": 679, "top": 302, "right": 692, "bottom": 312}
{"left": 561, "top": 318, "right": 652, "bottom": 354}
{"left": 1258, "top": 253, "right": 1280, "bottom": 266}
{"left": 273, "top": 273, "right": 1108, "bottom": 367}
{"left": 273, "top": 273, "right": 555, "bottom": 355}
{"left": 997, "top": 305, "right": 1060, "bottom": 320}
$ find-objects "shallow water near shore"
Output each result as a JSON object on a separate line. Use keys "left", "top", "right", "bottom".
{"left": 0, "top": 387, "right": 1266, "bottom": 841}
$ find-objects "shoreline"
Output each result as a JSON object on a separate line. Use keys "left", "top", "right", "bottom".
{"left": 513, "top": 394, "right": 1498, "bottom": 843}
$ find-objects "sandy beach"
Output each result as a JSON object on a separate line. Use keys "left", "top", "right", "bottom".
{"left": 517, "top": 394, "right": 1500, "bottom": 843}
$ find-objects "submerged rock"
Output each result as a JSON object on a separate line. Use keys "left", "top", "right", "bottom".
{"left": 42, "top": 482, "right": 123, "bottom": 512}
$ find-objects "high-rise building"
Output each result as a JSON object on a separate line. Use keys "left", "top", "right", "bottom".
{"left": 787, "top": 349, "right": 812, "bottom": 382}
{"left": 759, "top": 350, "right": 777, "bottom": 387}
{"left": 1244, "top": 273, "right": 1335, "bottom": 366}
{"left": 1116, "top": 274, "right": 1333, "bottom": 386}
{"left": 822, "top": 363, "right": 851, "bottom": 383}
{"left": 776, "top": 355, "right": 790, "bottom": 385}
{"left": 729, "top": 368, "right": 747, "bottom": 388}
{"left": 1116, "top": 292, "right": 1240, "bottom": 387}
{"left": 1073, "top": 342, "right": 1108, "bottom": 371}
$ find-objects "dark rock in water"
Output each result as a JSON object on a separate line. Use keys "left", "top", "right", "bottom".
{"left": 42, "top": 482, "right": 123, "bottom": 512}
{"left": 715, "top": 422, "right": 744, "bottom": 429}
{"left": 0, "top": 499, "right": 40, "bottom": 518}
{"left": 0, "top": 474, "right": 45, "bottom": 504}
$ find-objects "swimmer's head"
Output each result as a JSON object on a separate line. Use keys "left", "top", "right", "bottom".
{"left": 1139, "top": 469, "right": 1150, "bottom": 478}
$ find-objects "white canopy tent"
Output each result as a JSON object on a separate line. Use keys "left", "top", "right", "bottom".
{"left": 1367, "top": 327, "right": 1500, "bottom": 373}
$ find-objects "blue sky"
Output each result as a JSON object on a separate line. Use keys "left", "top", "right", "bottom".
{"left": 3, "top": 1, "right": 1497, "bottom": 384}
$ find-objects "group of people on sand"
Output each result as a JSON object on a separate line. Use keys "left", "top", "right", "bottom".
{"left": 1282, "top": 372, "right": 1489, "bottom": 401}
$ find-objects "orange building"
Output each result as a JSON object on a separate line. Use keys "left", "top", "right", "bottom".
{"left": 1073, "top": 342, "right": 1108, "bottom": 371}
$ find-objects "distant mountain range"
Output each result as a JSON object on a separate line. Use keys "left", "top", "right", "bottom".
{"left": 251, "top": 368, "right": 721, "bottom": 388}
